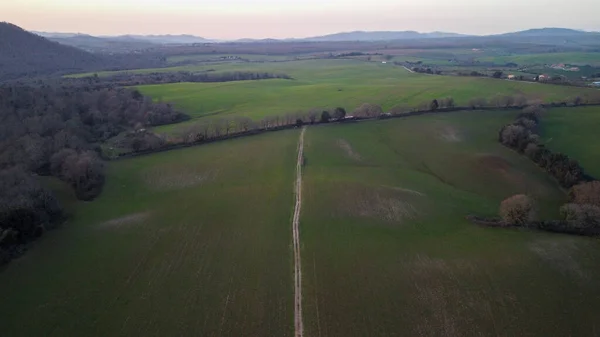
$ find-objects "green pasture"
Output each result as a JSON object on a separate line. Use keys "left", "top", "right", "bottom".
{"left": 2, "top": 108, "right": 600, "bottom": 336}
{"left": 123, "top": 59, "right": 598, "bottom": 133}
{"left": 541, "top": 106, "right": 600, "bottom": 177}
{"left": 477, "top": 52, "right": 600, "bottom": 66}
{"left": 167, "top": 53, "right": 297, "bottom": 64}
{"left": 301, "top": 110, "right": 600, "bottom": 336}
{"left": 0, "top": 130, "right": 299, "bottom": 337}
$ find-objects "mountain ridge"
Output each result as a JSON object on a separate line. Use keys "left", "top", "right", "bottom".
{"left": 1, "top": 22, "right": 109, "bottom": 80}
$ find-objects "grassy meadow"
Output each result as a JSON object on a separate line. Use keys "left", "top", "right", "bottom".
{"left": 2, "top": 107, "right": 600, "bottom": 336}
{"left": 300, "top": 111, "right": 600, "bottom": 336}
{"left": 0, "top": 130, "right": 299, "bottom": 337}
{"left": 167, "top": 53, "right": 301, "bottom": 64}
{"left": 477, "top": 52, "right": 600, "bottom": 66}
{"left": 541, "top": 106, "right": 600, "bottom": 177}
{"left": 109, "top": 59, "right": 599, "bottom": 134}
{"left": 6, "top": 56, "right": 600, "bottom": 337}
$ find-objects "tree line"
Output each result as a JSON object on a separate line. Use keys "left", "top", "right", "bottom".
{"left": 469, "top": 105, "right": 600, "bottom": 236}
{"left": 498, "top": 105, "right": 592, "bottom": 188}
{"left": 0, "top": 84, "right": 189, "bottom": 264}
{"left": 72, "top": 71, "right": 293, "bottom": 88}
{"left": 118, "top": 91, "right": 600, "bottom": 159}
{"left": 485, "top": 180, "right": 600, "bottom": 236}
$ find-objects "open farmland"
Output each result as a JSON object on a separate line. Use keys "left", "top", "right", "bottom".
{"left": 300, "top": 111, "right": 600, "bottom": 336}
{"left": 0, "top": 130, "right": 299, "bottom": 337}
{"left": 541, "top": 106, "right": 600, "bottom": 177}
{"left": 167, "top": 53, "right": 302, "bottom": 64}
{"left": 2, "top": 105, "right": 600, "bottom": 336}
{"left": 476, "top": 52, "right": 600, "bottom": 67}
{"left": 111, "top": 59, "right": 600, "bottom": 133}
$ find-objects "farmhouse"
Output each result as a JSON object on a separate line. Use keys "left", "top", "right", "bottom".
{"left": 592, "top": 81, "right": 600, "bottom": 87}
{"left": 507, "top": 74, "right": 516, "bottom": 80}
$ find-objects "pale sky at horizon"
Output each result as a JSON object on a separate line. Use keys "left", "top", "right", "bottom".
{"left": 2, "top": 0, "right": 599, "bottom": 39}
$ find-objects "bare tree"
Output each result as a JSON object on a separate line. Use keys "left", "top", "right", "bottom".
{"left": 308, "top": 109, "right": 319, "bottom": 124}
{"left": 389, "top": 104, "right": 410, "bottom": 115}
{"left": 224, "top": 118, "right": 233, "bottom": 136}
{"left": 468, "top": 97, "right": 487, "bottom": 109}
{"left": 440, "top": 97, "right": 455, "bottom": 108}
{"left": 211, "top": 119, "right": 225, "bottom": 137}
{"left": 569, "top": 181, "right": 600, "bottom": 207}
{"left": 514, "top": 95, "right": 528, "bottom": 107}
{"left": 499, "top": 195, "right": 536, "bottom": 226}
{"left": 561, "top": 204, "right": 600, "bottom": 229}
{"left": 354, "top": 103, "right": 383, "bottom": 117}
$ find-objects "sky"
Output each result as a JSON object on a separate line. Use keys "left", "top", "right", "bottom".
{"left": 2, "top": 0, "right": 599, "bottom": 39}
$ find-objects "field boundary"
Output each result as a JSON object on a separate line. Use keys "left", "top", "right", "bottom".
{"left": 112, "top": 103, "right": 600, "bottom": 161}
{"left": 292, "top": 127, "right": 306, "bottom": 337}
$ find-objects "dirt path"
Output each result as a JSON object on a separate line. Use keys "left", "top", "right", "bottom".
{"left": 292, "top": 127, "right": 306, "bottom": 337}
{"left": 403, "top": 66, "right": 415, "bottom": 73}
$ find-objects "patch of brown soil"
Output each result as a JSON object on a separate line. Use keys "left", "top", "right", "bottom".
{"left": 99, "top": 212, "right": 149, "bottom": 229}
{"left": 336, "top": 139, "right": 361, "bottom": 161}
{"left": 476, "top": 154, "right": 512, "bottom": 172}
{"left": 339, "top": 185, "right": 420, "bottom": 223}
{"left": 437, "top": 126, "right": 463, "bottom": 142}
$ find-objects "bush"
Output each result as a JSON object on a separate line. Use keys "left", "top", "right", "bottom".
{"left": 333, "top": 107, "right": 346, "bottom": 120}
{"left": 499, "top": 124, "right": 528, "bottom": 148}
{"left": 320, "top": 110, "right": 331, "bottom": 123}
{"left": 560, "top": 203, "right": 600, "bottom": 229}
{"left": 430, "top": 99, "right": 439, "bottom": 111}
{"left": 499, "top": 195, "right": 536, "bottom": 226}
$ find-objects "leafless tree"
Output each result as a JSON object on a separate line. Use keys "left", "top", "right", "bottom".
{"left": 354, "top": 103, "right": 383, "bottom": 117}
{"left": 569, "top": 181, "right": 600, "bottom": 207}
{"left": 560, "top": 204, "right": 600, "bottom": 229}
{"left": 499, "top": 195, "right": 536, "bottom": 226}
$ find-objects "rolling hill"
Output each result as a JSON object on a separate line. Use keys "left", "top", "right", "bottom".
{"left": 111, "top": 34, "right": 211, "bottom": 44}
{"left": 499, "top": 28, "right": 600, "bottom": 37}
{"left": 39, "top": 34, "right": 157, "bottom": 53}
{"left": 304, "top": 30, "right": 467, "bottom": 41}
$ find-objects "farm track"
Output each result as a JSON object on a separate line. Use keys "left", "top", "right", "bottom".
{"left": 292, "top": 127, "right": 306, "bottom": 337}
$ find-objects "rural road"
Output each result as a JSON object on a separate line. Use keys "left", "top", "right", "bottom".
{"left": 402, "top": 66, "right": 415, "bottom": 73}
{"left": 292, "top": 127, "right": 306, "bottom": 337}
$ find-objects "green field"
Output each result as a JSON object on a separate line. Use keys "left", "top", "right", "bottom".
{"left": 477, "top": 52, "right": 600, "bottom": 66}
{"left": 0, "top": 130, "right": 299, "bottom": 336}
{"left": 541, "top": 106, "right": 600, "bottom": 177}
{"left": 167, "top": 53, "right": 299, "bottom": 64}
{"left": 3, "top": 109, "right": 600, "bottom": 336}
{"left": 118, "top": 59, "right": 599, "bottom": 133}
{"left": 301, "top": 111, "right": 600, "bottom": 336}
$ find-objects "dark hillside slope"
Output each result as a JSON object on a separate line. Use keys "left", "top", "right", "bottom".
{"left": 0, "top": 22, "right": 109, "bottom": 80}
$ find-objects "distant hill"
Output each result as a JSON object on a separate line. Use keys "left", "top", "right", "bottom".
{"left": 0, "top": 22, "right": 110, "bottom": 80}
{"left": 303, "top": 31, "right": 468, "bottom": 42}
{"left": 499, "top": 28, "right": 599, "bottom": 37}
{"left": 39, "top": 33, "right": 157, "bottom": 53}
{"left": 35, "top": 31, "right": 212, "bottom": 51}
{"left": 110, "top": 34, "right": 212, "bottom": 44}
